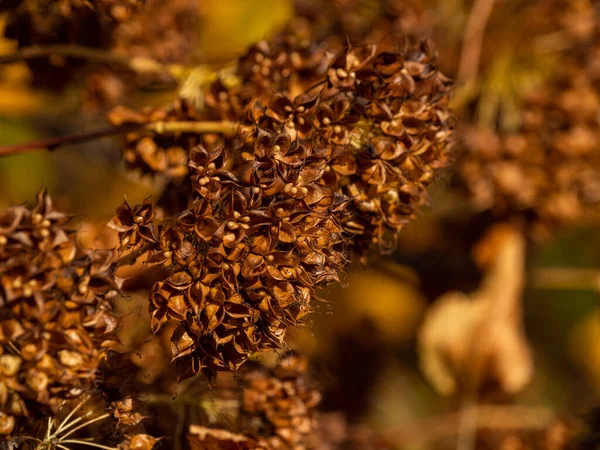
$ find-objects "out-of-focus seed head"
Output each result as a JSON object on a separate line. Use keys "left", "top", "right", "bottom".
{"left": 455, "top": 7, "right": 600, "bottom": 237}
{"left": 0, "top": 189, "right": 122, "bottom": 437}
{"left": 1, "top": 0, "right": 145, "bottom": 90}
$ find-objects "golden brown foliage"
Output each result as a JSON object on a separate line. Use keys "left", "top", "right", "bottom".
{"left": 108, "top": 37, "right": 454, "bottom": 380}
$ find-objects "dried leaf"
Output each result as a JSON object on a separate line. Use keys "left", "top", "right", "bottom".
{"left": 418, "top": 223, "right": 533, "bottom": 396}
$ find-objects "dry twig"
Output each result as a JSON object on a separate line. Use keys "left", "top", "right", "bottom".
{"left": 0, "top": 121, "right": 238, "bottom": 157}
{"left": 457, "top": 0, "right": 498, "bottom": 82}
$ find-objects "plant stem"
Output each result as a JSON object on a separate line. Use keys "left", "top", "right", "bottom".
{"left": 56, "top": 411, "right": 94, "bottom": 436}
{"left": 457, "top": 0, "right": 498, "bottom": 83}
{"left": 56, "top": 398, "right": 91, "bottom": 434}
{"left": 115, "top": 243, "right": 152, "bottom": 267}
{"left": 0, "top": 124, "right": 142, "bottom": 157}
{"left": 0, "top": 44, "right": 183, "bottom": 78}
{"left": 59, "top": 413, "right": 111, "bottom": 440}
{"left": 146, "top": 120, "right": 238, "bottom": 135}
{"left": 530, "top": 267, "right": 600, "bottom": 291}
{"left": 0, "top": 121, "right": 239, "bottom": 157}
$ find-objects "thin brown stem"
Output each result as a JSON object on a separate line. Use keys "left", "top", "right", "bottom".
{"left": 56, "top": 398, "right": 91, "bottom": 434}
{"left": 0, "top": 44, "right": 182, "bottom": 78}
{"left": 55, "top": 412, "right": 94, "bottom": 437}
{"left": 457, "top": 0, "right": 498, "bottom": 83}
{"left": 530, "top": 268, "right": 600, "bottom": 291}
{"left": 146, "top": 120, "right": 238, "bottom": 135}
{"left": 0, "top": 124, "right": 142, "bottom": 157}
{"left": 388, "top": 404, "right": 555, "bottom": 447}
{"left": 115, "top": 243, "right": 152, "bottom": 267}
{"left": 59, "top": 413, "right": 111, "bottom": 439}
{"left": 0, "top": 121, "right": 239, "bottom": 157}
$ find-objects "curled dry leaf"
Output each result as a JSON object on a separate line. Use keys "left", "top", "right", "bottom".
{"left": 188, "top": 426, "right": 263, "bottom": 450}
{"left": 127, "top": 433, "right": 160, "bottom": 450}
{"left": 418, "top": 223, "right": 533, "bottom": 396}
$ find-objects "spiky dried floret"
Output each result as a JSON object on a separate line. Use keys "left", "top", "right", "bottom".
{"left": 109, "top": 39, "right": 454, "bottom": 379}
{"left": 0, "top": 189, "right": 122, "bottom": 437}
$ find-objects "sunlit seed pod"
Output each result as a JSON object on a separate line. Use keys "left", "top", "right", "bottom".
{"left": 0, "top": 355, "right": 22, "bottom": 377}
{"left": 12, "top": 277, "right": 23, "bottom": 289}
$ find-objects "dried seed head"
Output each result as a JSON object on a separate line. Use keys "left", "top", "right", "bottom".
{"left": 109, "top": 32, "right": 454, "bottom": 380}
{"left": 0, "top": 189, "right": 122, "bottom": 437}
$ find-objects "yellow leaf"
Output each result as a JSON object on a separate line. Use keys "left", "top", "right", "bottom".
{"left": 197, "top": 0, "right": 293, "bottom": 62}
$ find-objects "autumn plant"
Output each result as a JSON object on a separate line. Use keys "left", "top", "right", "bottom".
{"left": 1, "top": 0, "right": 599, "bottom": 449}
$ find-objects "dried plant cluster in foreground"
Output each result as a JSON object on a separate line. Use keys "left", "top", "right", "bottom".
{"left": 107, "top": 37, "right": 454, "bottom": 380}
{"left": 0, "top": 1, "right": 456, "bottom": 445}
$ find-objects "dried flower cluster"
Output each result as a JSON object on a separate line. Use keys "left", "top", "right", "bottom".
{"left": 107, "top": 23, "right": 334, "bottom": 179}
{"left": 0, "top": 190, "right": 119, "bottom": 435}
{"left": 108, "top": 35, "right": 454, "bottom": 379}
{"left": 3, "top": 1, "right": 598, "bottom": 449}
{"left": 0, "top": 0, "right": 201, "bottom": 109}
{"left": 185, "top": 353, "right": 395, "bottom": 450}
{"left": 0, "top": 190, "right": 153, "bottom": 447}
{"left": 109, "top": 101, "right": 203, "bottom": 180}
{"left": 295, "top": 0, "right": 600, "bottom": 236}
{"left": 93, "top": 0, "right": 201, "bottom": 109}
{"left": 0, "top": 0, "right": 144, "bottom": 41}
{"left": 113, "top": 0, "right": 201, "bottom": 65}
